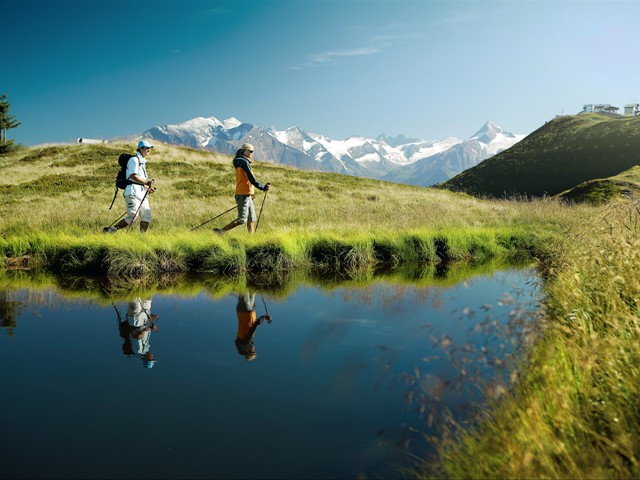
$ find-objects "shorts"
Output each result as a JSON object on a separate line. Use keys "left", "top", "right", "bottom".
{"left": 125, "top": 195, "right": 152, "bottom": 224}
{"left": 235, "top": 194, "right": 256, "bottom": 224}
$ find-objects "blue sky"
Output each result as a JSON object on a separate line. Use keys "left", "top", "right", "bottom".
{"left": 5, "top": 0, "right": 640, "bottom": 146}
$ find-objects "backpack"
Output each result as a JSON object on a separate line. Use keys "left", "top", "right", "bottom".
{"left": 109, "top": 153, "right": 136, "bottom": 209}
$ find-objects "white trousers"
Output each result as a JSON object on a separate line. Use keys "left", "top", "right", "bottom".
{"left": 124, "top": 194, "right": 152, "bottom": 224}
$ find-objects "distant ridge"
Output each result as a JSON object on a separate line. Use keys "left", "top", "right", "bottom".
{"left": 438, "top": 113, "right": 640, "bottom": 198}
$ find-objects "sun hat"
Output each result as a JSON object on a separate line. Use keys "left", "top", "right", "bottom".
{"left": 138, "top": 140, "right": 154, "bottom": 149}
{"left": 240, "top": 143, "right": 254, "bottom": 151}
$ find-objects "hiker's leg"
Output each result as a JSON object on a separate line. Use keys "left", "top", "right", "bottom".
{"left": 124, "top": 195, "right": 140, "bottom": 226}
{"left": 221, "top": 219, "right": 241, "bottom": 232}
{"left": 114, "top": 219, "right": 128, "bottom": 230}
{"left": 138, "top": 198, "right": 152, "bottom": 232}
{"left": 246, "top": 196, "right": 257, "bottom": 234}
{"left": 225, "top": 195, "right": 251, "bottom": 232}
{"left": 104, "top": 218, "right": 129, "bottom": 233}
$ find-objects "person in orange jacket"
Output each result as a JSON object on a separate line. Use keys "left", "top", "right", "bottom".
{"left": 235, "top": 291, "right": 272, "bottom": 361}
{"left": 214, "top": 143, "right": 270, "bottom": 235}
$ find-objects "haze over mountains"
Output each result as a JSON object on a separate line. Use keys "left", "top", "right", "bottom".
{"left": 142, "top": 116, "right": 526, "bottom": 186}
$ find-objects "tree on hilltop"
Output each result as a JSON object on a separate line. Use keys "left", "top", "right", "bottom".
{"left": 0, "top": 93, "right": 21, "bottom": 153}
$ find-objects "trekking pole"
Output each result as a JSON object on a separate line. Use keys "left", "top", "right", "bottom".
{"left": 109, "top": 187, "right": 119, "bottom": 210}
{"left": 260, "top": 293, "right": 272, "bottom": 323}
{"left": 107, "top": 211, "right": 127, "bottom": 228}
{"left": 112, "top": 303, "right": 123, "bottom": 324}
{"left": 255, "top": 190, "right": 268, "bottom": 233}
{"left": 126, "top": 188, "right": 150, "bottom": 234}
{"left": 190, "top": 206, "right": 236, "bottom": 231}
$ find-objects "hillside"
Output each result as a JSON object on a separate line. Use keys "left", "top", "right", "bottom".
{"left": 0, "top": 142, "right": 575, "bottom": 237}
{"left": 438, "top": 114, "right": 640, "bottom": 198}
{"left": 554, "top": 165, "right": 640, "bottom": 205}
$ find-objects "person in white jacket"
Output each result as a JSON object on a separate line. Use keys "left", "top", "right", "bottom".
{"left": 104, "top": 140, "right": 156, "bottom": 233}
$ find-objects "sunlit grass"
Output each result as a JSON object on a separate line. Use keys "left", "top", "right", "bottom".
{"left": 420, "top": 201, "right": 640, "bottom": 479}
{"left": 0, "top": 142, "right": 584, "bottom": 276}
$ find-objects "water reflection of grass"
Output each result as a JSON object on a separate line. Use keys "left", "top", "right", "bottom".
{"left": 0, "top": 256, "right": 535, "bottom": 303}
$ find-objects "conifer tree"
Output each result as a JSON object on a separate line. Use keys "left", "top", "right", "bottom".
{"left": 0, "top": 93, "right": 21, "bottom": 143}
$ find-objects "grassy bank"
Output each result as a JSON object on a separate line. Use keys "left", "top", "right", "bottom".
{"left": 423, "top": 201, "right": 640, "bottom": 478}
{"left": 1, "top": 226, "right": 541, "bottom": 279}
{"left": 0, "top": 142, "right": 579, "bottom": 276}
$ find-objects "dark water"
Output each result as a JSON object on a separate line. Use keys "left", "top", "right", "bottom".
{"left": 0, "top": 268, "right": 541, "bottom": 479}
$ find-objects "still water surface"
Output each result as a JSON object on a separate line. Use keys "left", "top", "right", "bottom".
{"left": 0, "top": 268, "right": 541, "bottom": 479}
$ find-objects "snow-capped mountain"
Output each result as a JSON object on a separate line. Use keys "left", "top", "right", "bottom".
{"left": 142, "top": 116, "right": 525, "bottom": 185}
{"left": 383, "top": 121, "right": 526, "bottom": 186}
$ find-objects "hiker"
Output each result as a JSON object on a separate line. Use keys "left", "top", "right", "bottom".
{"left": 124, "top": 298, "right": 159, "bottom": 368}
{"left": 235, "top": 291, "right": 272, "bottom": 361}
{"left": 214, "top": 143, "right": 270, "bottom": 235}
{"left": 104, "top": 140, "right": 156, "bottom": 233}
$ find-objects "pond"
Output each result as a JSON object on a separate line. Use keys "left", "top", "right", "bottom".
{"left": 0, "top": 267, "right": 542, "bottom": 479}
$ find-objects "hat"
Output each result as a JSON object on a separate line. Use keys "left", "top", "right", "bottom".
{"left": 240, "top": 143, "right": 254, "bottom": 152}
{"left": 138, "top": 140, "right": 154, "bottom": 149}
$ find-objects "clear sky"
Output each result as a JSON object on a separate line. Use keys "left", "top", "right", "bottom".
{"left": 5, "top": 0, "right": 640, "bottom": 146}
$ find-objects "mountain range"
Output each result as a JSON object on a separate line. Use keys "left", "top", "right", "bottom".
{"left": 141, "top": 116, "right": 526, "bottom": 186}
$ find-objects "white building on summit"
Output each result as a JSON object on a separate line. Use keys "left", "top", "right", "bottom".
{"left": 580, "top": 103, "right": 640, "bottom": 116}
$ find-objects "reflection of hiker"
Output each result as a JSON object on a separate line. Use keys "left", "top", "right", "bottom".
{"left": 214, "top": 143, "right": 270, "bottom": 235}
{"left": 235, "top": 291, "right": 272, "bottom": 361}
{"left": 115, "top": 298, "right": 158, "bottom": 368}
{"left": 104, "top": 140, "right": 156, "bottom": 234}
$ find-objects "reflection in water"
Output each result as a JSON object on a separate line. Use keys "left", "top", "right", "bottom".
{"left": 235, "top": 291, "right": 272, "bottom": 361}
{"left": 0, "top": 269, "right": 541, "bottom": 479}
{"left": 113, "top": 298, "right": 159, "bottom": 368}
{"left": 0, "top": 291, "right": 23, "bottom": 336}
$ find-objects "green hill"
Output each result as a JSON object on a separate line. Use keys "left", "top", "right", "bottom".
{"left": 438, "top": 113, "right": 640, "bottom": 198}
{"left": 556, "top": 165, "right": 640, "bottom": 205}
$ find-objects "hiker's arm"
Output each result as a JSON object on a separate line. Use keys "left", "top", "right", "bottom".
{"left": 241, "top": 162, "right": 268, "bottom": 191}
{"left": 126, "top": 157, "right": 154, "bottom": 187}
{"left": 129, "top": 173, "right": 154, "bottom": 187}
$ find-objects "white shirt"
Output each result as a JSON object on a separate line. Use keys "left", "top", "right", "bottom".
{"left": 123, "top": 152, "right": 148, "bottom": 199}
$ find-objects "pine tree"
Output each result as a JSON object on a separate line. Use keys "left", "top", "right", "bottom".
{"left": 0, "top": 93, "right": 21, "bottom": 143}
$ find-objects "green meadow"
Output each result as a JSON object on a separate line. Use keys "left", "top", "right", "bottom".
{"left": 2, "top": 141, "right": 640, "bottom": 477}
{"left": 0, "top": 142, "right": 569, "bottom": 277}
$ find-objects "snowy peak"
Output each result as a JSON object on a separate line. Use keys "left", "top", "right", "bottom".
{"left": 142, "top": 116, "right": 526, "bottom": 185}
{"left": 471, "top": 120, "right": 515, "bottom": 144}
{"left": 221, "top": 117, "right": 242, "bottom": 129}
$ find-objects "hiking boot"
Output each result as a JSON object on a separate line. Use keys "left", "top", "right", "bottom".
{"left": 103, "top": 226, "right": 117, "bottom": 234}
{"left": 213, "top": 228, "right": 224, "bottom": 236}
